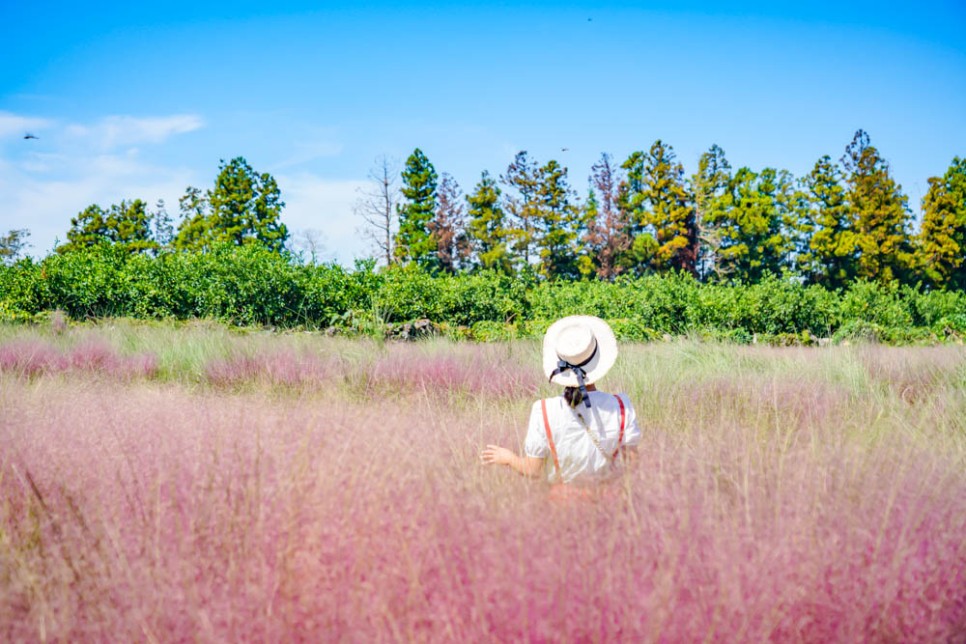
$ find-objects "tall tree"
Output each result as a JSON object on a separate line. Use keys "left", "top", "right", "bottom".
{"left": 432, "top": 173, "right": 469, "bottom": 273}
{"left": 173, "top": 186, "right": 210, "bottom": 251}
{"left": 623, "top": 141, "right": 697, "bottom": 275}
{"left": 710, "top": 167, "right": 794, "bottom": 282}
{"left": 152, "top": 199, "right": 174, "bottom": 251}
{"left": 501, "top": 151, "right": 541, "bottom": 267}
{"left": 466, "top": 171, "right": 512, "bottom": 273}
{"left": 355, "top": 156, "right": 400, "bottom": 267}
{"left": 534, "top": 159, "right": 583, "bottom": 279}
{"left": 801, "top": 155, "right": 856, "bottom": 288}
{"left": 0, "top": 229, "right": 30, "bottom": 265}
{"left": 58, "top": 199, "right": 157, "bottom": 254}
{"left": 584, "top": 153, "right": 632, "bottom": 280}
{"left": 916, "top": 157, "right": 966, "bottom": 290}
{"left": 691, "top": 145, "right": 733, "bottom": 281}
{"left": 394, "top": 148, "right": 438, "bottom": 268}
{"left": 173, "top": 157, "right": 288, "bottom": 252}
{"left": 841, "top": 130, "right": 913, "bottom": 283}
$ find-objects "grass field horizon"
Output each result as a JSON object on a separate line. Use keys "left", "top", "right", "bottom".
{"left": 1, "top": 321, "right": 964, "bottom": 641}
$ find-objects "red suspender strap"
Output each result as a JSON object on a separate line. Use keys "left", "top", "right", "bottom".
{"left": 612, "top": 395, "right": 626, "bottom": 459}
{"left": 541, "top": 399, "right": 560, "bottom": 478}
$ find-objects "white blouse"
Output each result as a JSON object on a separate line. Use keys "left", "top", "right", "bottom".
{"left": 524, "top": 390, "right": 641, "bottom": 484}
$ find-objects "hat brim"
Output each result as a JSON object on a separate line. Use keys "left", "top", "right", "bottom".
{"left": 542, "top": 315, "right": 618, "bottom": 387}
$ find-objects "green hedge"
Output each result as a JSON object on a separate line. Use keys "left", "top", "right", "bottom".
{"left": 2, "top": 244, "right": 964, "bottom": 343}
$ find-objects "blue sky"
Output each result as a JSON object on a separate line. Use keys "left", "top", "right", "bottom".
{"left": 2, "top": 1, "right": 965, "bottom": 264}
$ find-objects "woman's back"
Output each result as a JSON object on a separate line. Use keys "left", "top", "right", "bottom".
{"left": 525, "top": 391, "right": 641, "bottom": 484}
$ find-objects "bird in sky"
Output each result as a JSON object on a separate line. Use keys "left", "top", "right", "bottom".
{"left": 24, "top": 133, "right": 39, "bottom": 140}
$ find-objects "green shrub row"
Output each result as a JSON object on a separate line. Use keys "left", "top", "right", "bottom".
{"left": 2, "top": 245, "right": 965, "bottom": 343}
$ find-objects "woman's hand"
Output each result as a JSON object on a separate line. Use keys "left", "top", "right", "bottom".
{"left": 480, "top": 445, "right": 515, "bottom": 466}
{"left": 481, "top": 445, "right": 544, "bottom": 478}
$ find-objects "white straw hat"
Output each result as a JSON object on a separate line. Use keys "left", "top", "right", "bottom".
{"left": 542, "top": 315, "right": 618, "bottom": 387}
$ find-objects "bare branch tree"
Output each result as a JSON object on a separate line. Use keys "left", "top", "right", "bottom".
{"left": 354, "top": 156, "right": 400, "bottom": 267}
{"left": 290, "top": 228, "right": 328, "bottom": 264}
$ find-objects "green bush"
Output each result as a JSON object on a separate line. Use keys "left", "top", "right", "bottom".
{"left": 2, "top": 247, "right": 964, "bottom": 344}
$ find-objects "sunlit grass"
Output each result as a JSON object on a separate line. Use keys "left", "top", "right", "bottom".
{"left": 1, "top": 322, "right": 964, "bottom": 641}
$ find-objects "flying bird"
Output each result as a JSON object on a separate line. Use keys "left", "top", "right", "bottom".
{"left": 561, "top": 147, "right": 569, "bottom": 152}
{"left": 24, "top": 133, "right": 39, "bottom": 140}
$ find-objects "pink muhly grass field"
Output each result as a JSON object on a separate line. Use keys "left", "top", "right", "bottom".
{"left": 1, "top": 334, "right": 965, "bottom": 642}
{"left": 0, "top": 337, "right": 157, "bottom": 380}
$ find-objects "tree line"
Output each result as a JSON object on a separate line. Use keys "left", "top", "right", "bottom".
{"left": 384, "top": 130, "right": 965, "bottom": 291}
{"left": 3, "top": 130, "right": 964, "bottom": 292}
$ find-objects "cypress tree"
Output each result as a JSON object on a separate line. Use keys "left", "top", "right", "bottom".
{"left": 841, "top": 130, "right": 913, "bottom": 283}
{"left": 394, "top": 148, "right": 439, "bottom": 268}
{"left": 916, "top": 157, "right": 966, "bottom": 289}
{"left": 466, "top": 171, "right": 512, "bottom": 273}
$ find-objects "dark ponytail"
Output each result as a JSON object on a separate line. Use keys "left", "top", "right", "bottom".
{"left": 563, "top": 386, "right": 584, "bottom": 408}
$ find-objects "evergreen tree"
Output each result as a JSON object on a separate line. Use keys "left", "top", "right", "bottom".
{"left": 466, "top": 171, "right": 512, "bottom": 273}
{"left": 173, "top": 157, "right": 288, "bottom": 253}
{"left": 841, "top": 130, "right": 913, "bottom": 283}
{"left": 394, "top": 148, "right": 438, "bottom": 268}
{"left": 623, "top": 141, "right": 697, "bottom": 275}
{"left": 691, "top": 145, "right": 733, "bottom": 281}
{"left": 712, "top": 167, "right": 794, "bottom": 282}
{"left": 501, "top": 151, "right": 541, "bottom": 267}
{"left": 584, "top": 153, "right": 632, "bottom": 280}
{"left": 0, "top": 229, "right": 30, "bottom": 265}
{"left": 432, "top": 173, "right": 469, "bottom": 273}
{"left": 916, "top": 157, "right": 966, "bottom": 290}
{"left": 59, "top": 199, "right": 157, "bottom": 254}
{"left": 534, "top": 159, "right": 582, "bottom": 279}
{"left": 802, "top": 155, "right": 856, "bottom": 288}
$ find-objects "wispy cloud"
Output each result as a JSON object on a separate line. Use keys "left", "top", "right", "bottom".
{"left": 65, "top": 114, "right": 204, "bottom": 150}
{"left": 0, "top": 112, "right": 54, "bottom": 139}
{"left": 276, "top": 173, "right": 368, "bottom": 264}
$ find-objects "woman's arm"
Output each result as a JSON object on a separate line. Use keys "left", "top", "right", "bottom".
{"left": 481, "top": 445, "right": 544, "bottom": 478}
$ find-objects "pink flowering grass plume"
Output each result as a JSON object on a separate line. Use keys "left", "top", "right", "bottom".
{"left": 1, "top": 334, "right": 965, "bottom": 641}
{"left": 0, "top": 338, "right": 67, "bottom": 376}
{"left": 0, "top": 337, "right": 157, "bottom": 380}
{"left": 368, "top": 343, "right": 538, "bottom": 399}
{"left": 205, "top": 348, "right": 331, "bottom": 388}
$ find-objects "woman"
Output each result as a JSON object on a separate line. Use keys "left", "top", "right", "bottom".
{"left": 481, "top": 315, "right": 641, "bottom": 485}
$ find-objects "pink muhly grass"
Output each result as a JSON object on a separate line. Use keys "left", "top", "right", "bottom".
{"left": 0, "top": 338, "right": 158, "bottom": 380}
{"left": 1, "top": 342, "right": 965, "bottom": 642}
{"left": 204, "top": 349, "right": 333, "bottom": 388}
{"left": 0, "top": 338, "right": 67, "bottom": 376}
{"left": 368, "top": 344, "right": 538, "bottom": 399}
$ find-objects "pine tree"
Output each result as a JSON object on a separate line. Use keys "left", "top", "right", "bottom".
{"left": 623, "top": 141, "right": 697, "bottom": 275}
{"left": 59, "top": 199, "right": 157, "bottom": 254}
{"left": 173, "top": 158, "right": 288, "bottom": 253}
{"left": 691, "top": 145, "right": 733, "bottom": 281}
{"left": 802, "top": 155, "right": 856, "bottom": 288}
{"left": 394, "top": 148, "right": 439, "bottom": 268}
{"left": 107, "top": 199, "right": 156, "bottom": 253}
{"left": 501, "top": 151, "right": 541, "bottom": 268}
{"left": 841, "top": 130, "right": 913, "bottom": 283}
{"left": 916, "top": 157, "right": 966, "bottom": 289}
{"left": 466, "top": 171, "right": 512, "bottom": 273}
{"left": 713, "top": 167, "right": 794, "bottom": 282}
{"left": 534, "top": 159, "right": 582, "bottom": 280}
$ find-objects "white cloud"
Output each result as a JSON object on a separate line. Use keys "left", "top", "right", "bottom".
{"left": 0, "top": 112, "right": 54, "bottom": 139}
{"left": 276, "top": 173, "right": 370, "bottom": 265}
{"left": 0, "top": 151, "right": 196, "bottom": 256}
{"left": 66, "top": 114, "right": 204, "bottom": 150}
